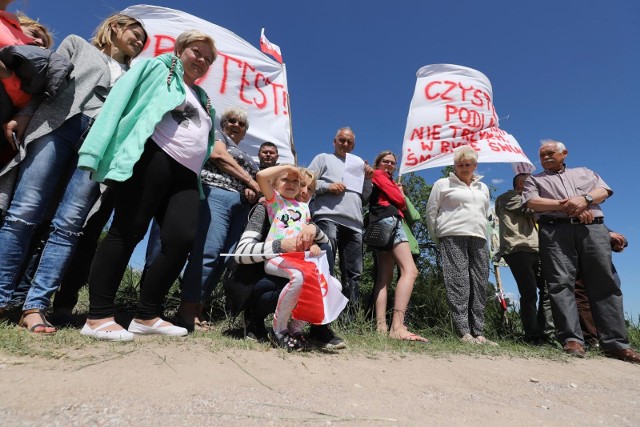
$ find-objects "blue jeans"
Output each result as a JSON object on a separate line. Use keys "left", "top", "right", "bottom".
{"left": 0, "top": 113, "right": 91, "bottom": 310}
{"left": 181, "top": 185, "right": 250, "bottom": 304}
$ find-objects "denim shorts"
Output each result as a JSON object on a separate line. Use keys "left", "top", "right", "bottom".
{"left": 378, "top": 216, "right": 408, "bottom": 247}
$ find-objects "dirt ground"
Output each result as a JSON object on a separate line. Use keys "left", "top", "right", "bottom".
{"left": 1, "top": 340, "right": 639, "bottom": 426}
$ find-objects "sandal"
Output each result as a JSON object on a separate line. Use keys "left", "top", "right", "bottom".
{"left": 269, "top": 330, "right": 303, "bottom": 352}
{"left": 18, "top": 309, "right": 57, "bottom": 335}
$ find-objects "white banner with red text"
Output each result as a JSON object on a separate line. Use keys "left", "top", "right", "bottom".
{"left": 399, "top": 64, "right": 534, "bottom": 175}
{"left": 122, "top": 4, "right": 294, "bottom": 163}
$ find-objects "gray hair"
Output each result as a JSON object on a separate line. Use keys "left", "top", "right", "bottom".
{"left": 540, "top": 139, "right": 566, "bottom": 152}
{"left": 334, "top": 127, "right": 355, "bottom": 140}
{"left": 220, "top": 106, "right": 249, "bottom": 130}
{"left": 452, "top": 145, "right": 478, "bottom": 164}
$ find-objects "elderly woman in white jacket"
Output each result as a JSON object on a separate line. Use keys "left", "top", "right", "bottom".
{"left": 426, "top": 145, "right": 495, "bottom": 345}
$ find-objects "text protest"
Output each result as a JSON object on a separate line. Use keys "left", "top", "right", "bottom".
{"left": 123, "top": 4, "right": 294, "bottom": 163}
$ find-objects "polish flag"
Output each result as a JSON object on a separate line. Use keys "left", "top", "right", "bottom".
{"left": 260, "top": 28, "right": 283, "bottom": 64}
{"left": 277, "top": 252, "right": 347, "bottom": 324}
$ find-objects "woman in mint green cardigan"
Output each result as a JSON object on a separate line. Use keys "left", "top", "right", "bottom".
{"left": 78, "top": 30, "right": 217, "bottom": 341}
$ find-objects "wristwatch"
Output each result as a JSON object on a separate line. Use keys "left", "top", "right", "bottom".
{"left": 583, "top": 194, "right": 593, "bottom": 204}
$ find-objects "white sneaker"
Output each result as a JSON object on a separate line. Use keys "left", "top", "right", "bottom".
{"left": 128, "top": 319, "right": 188, "bottom": 336}
{"left": 80, "top": 321, "right": 134, "bottom": 342}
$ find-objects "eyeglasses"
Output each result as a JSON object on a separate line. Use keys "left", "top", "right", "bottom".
{"left": 380, "top": 159, "right": 396, "bottom": 166}
{"left": 337, "top": 137, "right": 354, "bottom": 144}
{"left": 227, "top": 118, "right": 247, "bottom": 128}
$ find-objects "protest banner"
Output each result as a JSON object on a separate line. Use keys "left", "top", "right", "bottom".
{"left": 399, "top": 64, "right": 533, "bottom": 175}
{"left": 122, "top": 4, "right": 295, "bottom": 163}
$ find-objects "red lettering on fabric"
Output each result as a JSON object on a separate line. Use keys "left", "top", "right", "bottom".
{"left": 253, "top": 73, "right": 268, "bottom": 108}
{"left": 410, "top": 125, "right": 441, "bottom": 141}
{"left": 153, "top": 35, "right": 176, "bottom": 56}
{"left": 405, "top": 150, "right": 432, "bottom": 167}
{"left": 215, "top": 51, "right": 289, "bottom": 116}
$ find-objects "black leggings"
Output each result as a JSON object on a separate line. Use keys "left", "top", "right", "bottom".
{"left": 87, "top": 142, "right": 199, "bottom": 320}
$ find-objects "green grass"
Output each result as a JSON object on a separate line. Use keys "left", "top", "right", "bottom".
{"left": 1, "top": 267, "right": 638, "bottom": 360}
{"left": 0, "top": 314, "right": 584, "bottom": 365}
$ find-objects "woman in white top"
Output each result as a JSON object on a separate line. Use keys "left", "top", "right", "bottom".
{"left": 78, "top": 30, "right": 217, "bottom": 341}
{"left": 426, "top": 145, "right": 495, "bottom": 345}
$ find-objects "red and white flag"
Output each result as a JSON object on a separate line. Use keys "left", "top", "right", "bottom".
{"left": 274, "top": 252, "right": 347, "bottom": 325}
{"left": 260, "top": 28, "right": 283, "bottom": 64}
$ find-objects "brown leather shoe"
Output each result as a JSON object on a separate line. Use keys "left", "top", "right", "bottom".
{"left": 605, "top": 348, "right": 640, "bottom": 364}
{"left": 563, "top": 341, "right": 586, "bottom": 358}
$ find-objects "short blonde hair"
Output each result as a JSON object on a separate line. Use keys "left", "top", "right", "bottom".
{"left": 453, "top": 145, "right": 478, "bottom": 164}
{"left": 17, "top": 14, "right": 53, "bottom": 48}
{"left": 299, "top": 168, "right": 317, "bottom": 192}
{"left": 92, "top": 13, "right": 147, "bottom": 66}
{"left": 174, "top": 30, "right": 217, "bottom": 62}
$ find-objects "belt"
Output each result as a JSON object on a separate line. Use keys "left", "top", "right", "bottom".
{"left": 537, "top": 216, "right": 604, "bottom": 225}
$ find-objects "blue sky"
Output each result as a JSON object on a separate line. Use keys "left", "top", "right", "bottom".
{"left": 11, "top": 0, "right": 640, "bottom": 319}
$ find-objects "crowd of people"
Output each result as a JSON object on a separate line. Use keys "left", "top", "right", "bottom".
{"left": 0, "top": 3, "right": 638, "bottom": 364}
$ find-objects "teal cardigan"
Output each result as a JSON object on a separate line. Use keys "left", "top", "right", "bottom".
{"left": 78, "top": 53, "right": 215, "bottom": 199}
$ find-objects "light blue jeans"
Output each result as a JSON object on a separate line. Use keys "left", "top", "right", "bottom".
{"left": 181, "top": 185, "right": 250, "bottom": 304}
{"left": 0, "top": 113, "right": 93, "bottom": 310}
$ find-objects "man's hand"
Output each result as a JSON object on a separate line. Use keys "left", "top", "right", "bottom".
{"left": 560, "top": 196, "right": 589, "bottom": 217}
{"left": 328, "top": 182, "right": 346, "bottom": 194}
{"left": 577, "top": 209, "right": 594, "bottom": 224}
{"left": 610, "top": 232, "right": 627, "bottom": 252}
{"left": 364, "top": 161, "right": 374, "bottom": 179}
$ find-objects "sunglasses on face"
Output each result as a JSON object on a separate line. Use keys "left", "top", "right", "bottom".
{"left": 227, "top": 117, "right": 247, "bottom": 128}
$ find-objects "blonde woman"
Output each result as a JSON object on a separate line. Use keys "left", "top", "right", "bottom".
{"left": 426, "top": 145, "right": 495, "bottom": 345}
{"left": 78, "top": 30, "right": 217, "bottom": 341}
